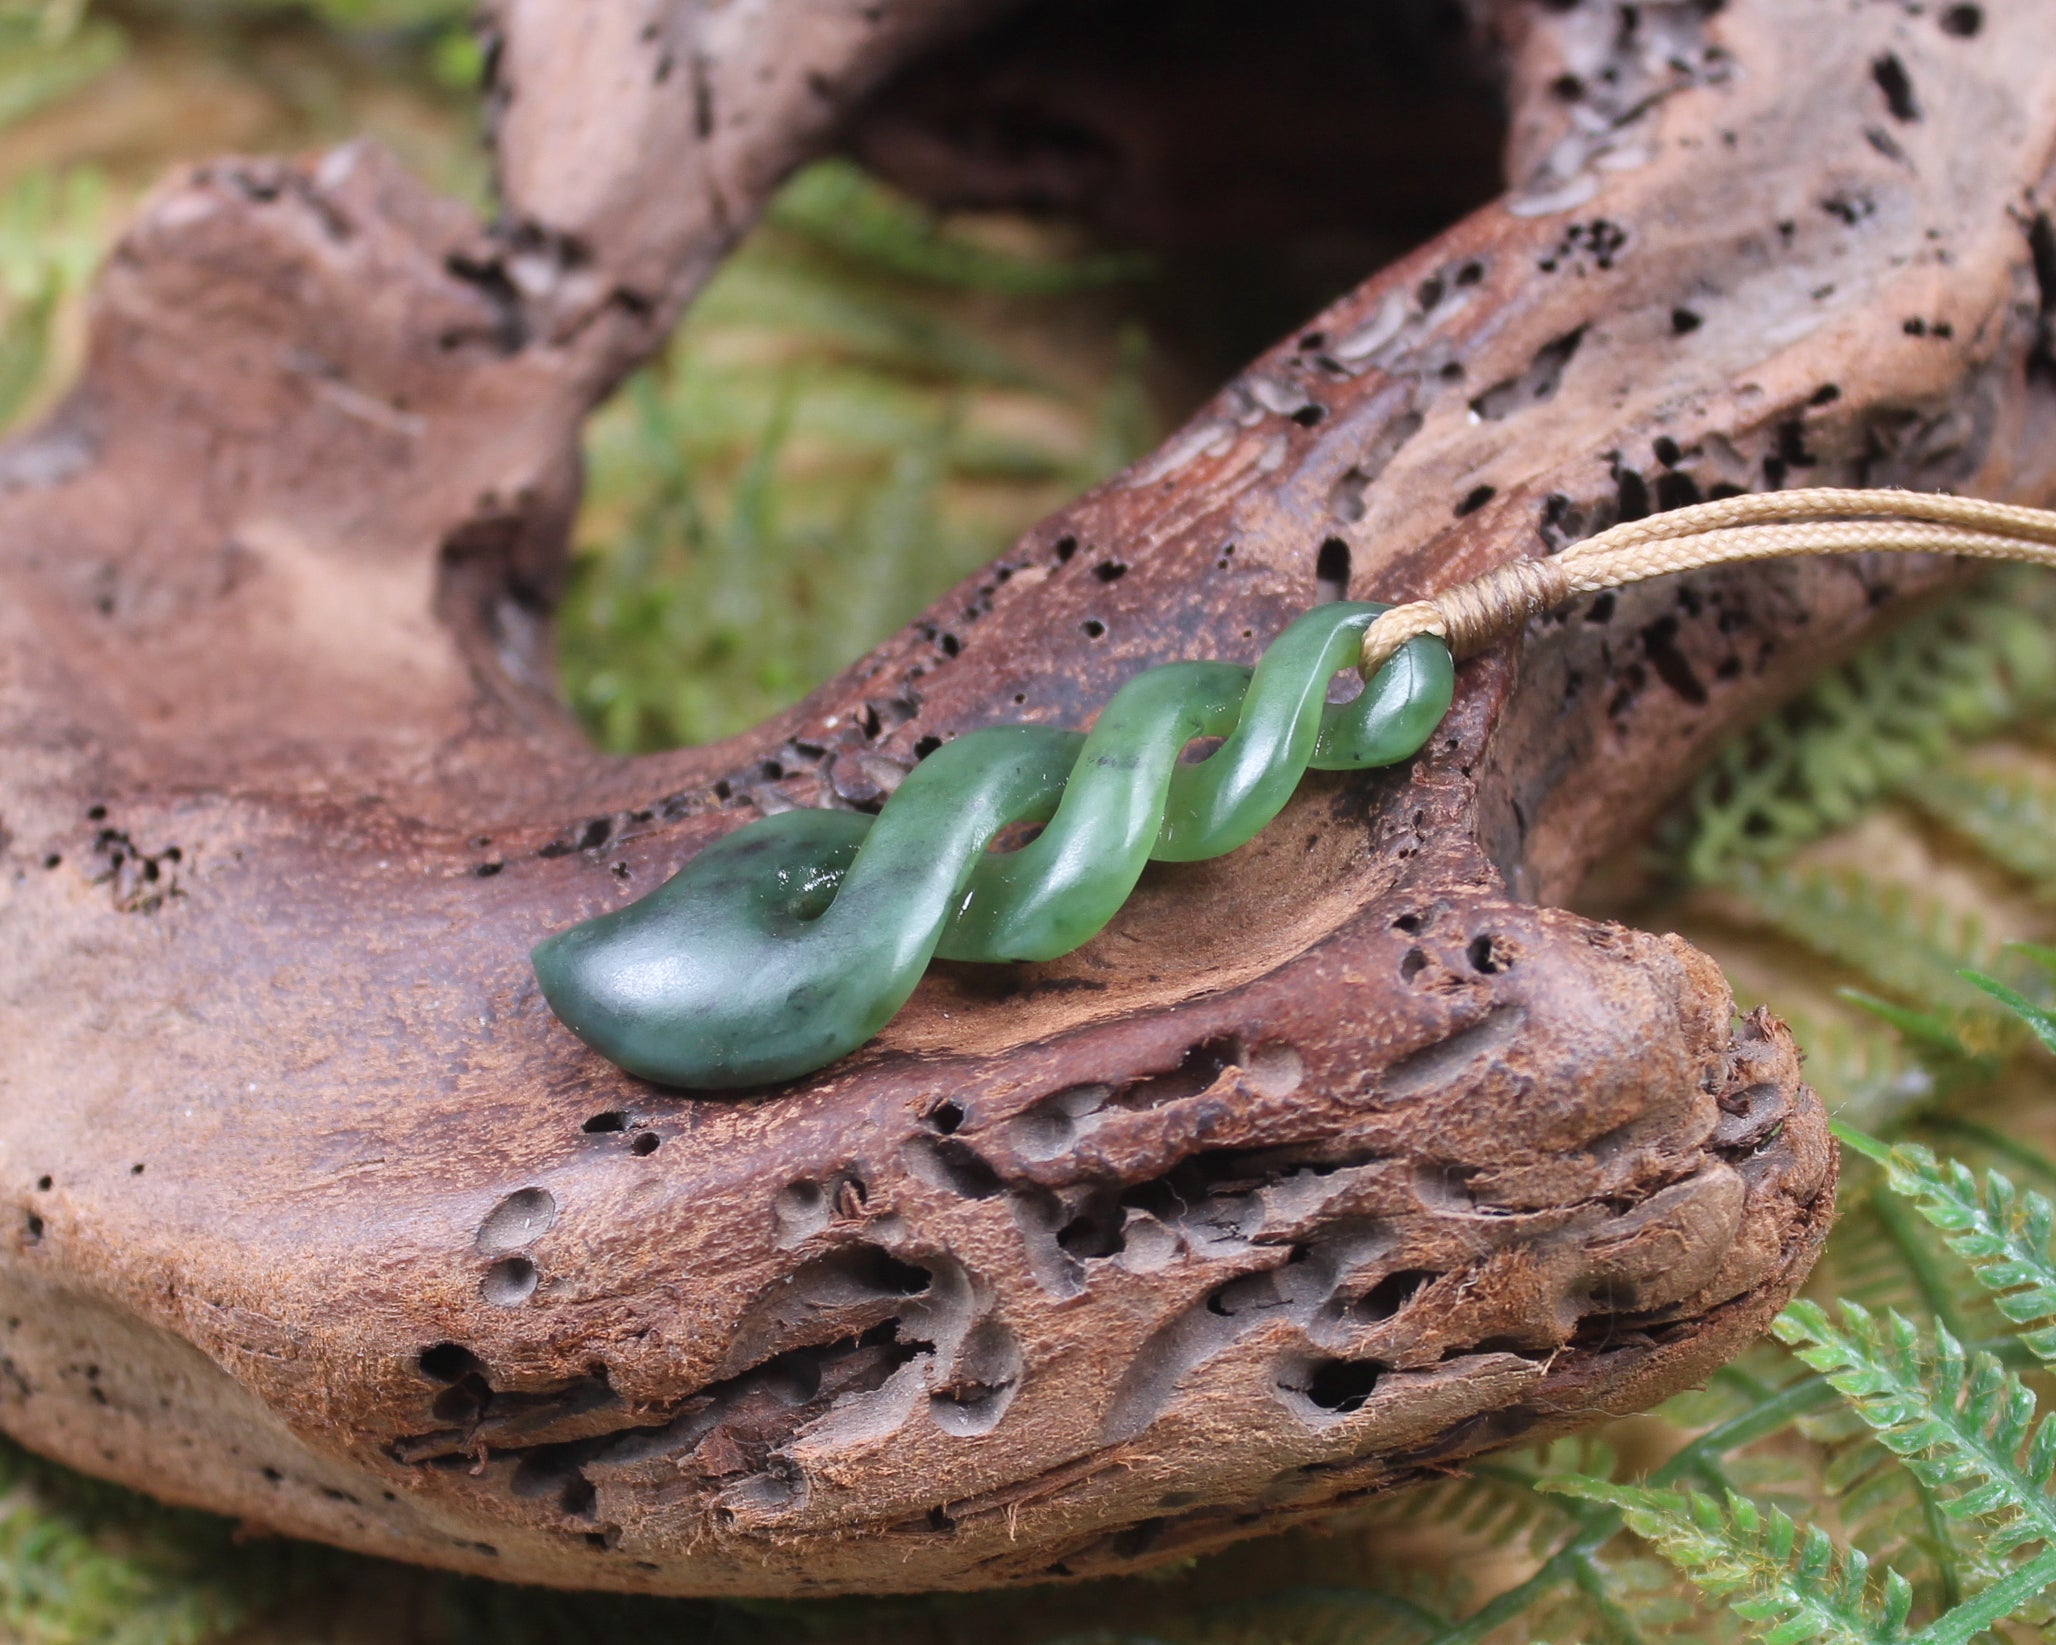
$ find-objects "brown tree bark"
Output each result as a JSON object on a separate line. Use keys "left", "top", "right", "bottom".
{"left": 0, "top": 0, "right": 2050, "bottom": 1598}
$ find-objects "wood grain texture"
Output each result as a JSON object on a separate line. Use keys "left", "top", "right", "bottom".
{"left": 0, "top": 0, "right": 2052, "bottom": 1597}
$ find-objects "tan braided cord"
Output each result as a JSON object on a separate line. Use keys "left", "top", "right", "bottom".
{"left": 1358, "top": 487, "right": 2056, "bottom": 676}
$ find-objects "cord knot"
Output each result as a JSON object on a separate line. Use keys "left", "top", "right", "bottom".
{"left": 1360, "top": 555, "right": 1573, "bottom": 676}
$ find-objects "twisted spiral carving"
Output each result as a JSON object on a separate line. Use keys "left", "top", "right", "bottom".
{"left": 533, "top": 603, "right": 1455, "bottom": 1090}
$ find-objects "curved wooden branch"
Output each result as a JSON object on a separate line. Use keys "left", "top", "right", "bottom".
{"left": 0, "top": 0, "right": 2051, "bottom": 1598}
{"left": 483, "top": 0, "right": 1024, "bottom": 385}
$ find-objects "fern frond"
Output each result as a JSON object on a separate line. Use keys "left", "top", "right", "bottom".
{"left": 1160, "top": 1585, "right": 1452, "bottom": 1645}
{"left": 158, "top": 0, "right": 471, "bottom": 32}
{"left": 0, "top": 274, "right": 57, "bottom": 432}
{"left": 1675, "top": 570, "right": 2056, "bottom": 881}
{"left": 1720, "top": 865, "right": 1998, "bottom": 1018}
{"left": 587, "top": 356, "right": 1098, "bottom": 484}
{"left": 1544, "top": 1479, "right": 1912, "bottom": 1644}
{"left": 0, "top": 165, "right": 105, "bottom": 299}
{"left": 1663, "top": 1344, "right": 1810, "bottom": 1429}
{"left": 1904, "top": 757, "right": 2056, "bottom": 897}
{"left": 0, "top": 7, "right": 124, "bottom": 131}
{"left": 1960, "top": 970, "right": 2056, "bottom": 1057}
{"left": 1839, "top": 1132, "right": 2056, "bottom": 1362}
{"left": 688, "top": 248, "right": 1059, "bottom": 391}
{"left": 1837, "top": 992, "right": 1988, "bottom": 1071}
{"left": 0, "top": 165, "right": 108, "bottom": 433}
{"left": 1773, "top": 1302, "right": 2056, "bottom": 1562}
{"left": 1365, "top": 1468, "right": 1564, "bottom": 1559}
{"left": 766, "top": 159, "right": 1152, "bottom": 295}
{"left": 1366, "top": 1438, "right": 1616, "bottom": 1567}
{"left": 1812, "top": 1423, "right": 1966, "bottom": 1614}
{"left": 1922, "top": 1115, "right": 2056, "bottom": 1192}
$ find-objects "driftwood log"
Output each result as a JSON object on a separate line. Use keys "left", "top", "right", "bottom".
{"left": 0, "top": 0, "right": 2051, "bottom": 1599}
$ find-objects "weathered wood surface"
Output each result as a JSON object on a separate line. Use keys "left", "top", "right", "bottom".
{"left": 0, "top": 0, "right": 2051, "bottom": 1597}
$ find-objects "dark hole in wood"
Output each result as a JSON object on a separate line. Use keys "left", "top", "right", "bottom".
{"left": 1303, "top": 1358, "right": 1384, "bottom": 1413}
{"left": 1315, "top": 537, "right": 1351, "bottom": 603}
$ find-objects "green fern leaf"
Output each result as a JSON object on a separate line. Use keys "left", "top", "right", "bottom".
{"left": 1807, "top": 1204, "right": 1940, "bottom": 1339}
{"left": 1719, "top": 865, "right": 1998, "bottom": 1017}
{"left": 1675, "top": 571, "right": 2056, "bottom": 881}
{"left": 1391, "top": 1440, "right": 1611, "bottom": 1561}
{"left": 153, "top": 0, "right": 470, "bottom": 31}
{"left": 1837, "top": 992, "right": 1985, "bottom": 1068}
{"left": 688, "top": 248, "right": 1059, "bottom": 391}
{"left": 1544, "top": 1479, "right": 1911, "bottom": 1643}
{"left": 1839, "top": 1132, "right": 2056, "bottom": 1361}
{"left": 1904, "top": 758, "right": 2056, "bottom": 896}
{"left": 1773, "top": 1302, "right": 2056, "bottom": 1563}
{"left": 0, "top": 273, "right": 56, "bottom": 431}
{"left": 0, "top": 9, "right": 125, "bottom": 132}
{"left": 766, "top": 159, "right": 1152, "bottom": 295}
{"left": 0, "top": 165, "right": 108, "bottom": 432}
{"left": 1960, "top": 971, "right": 2056, "bottom": 1057}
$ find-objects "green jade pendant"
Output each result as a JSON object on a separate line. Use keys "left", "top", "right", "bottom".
{"left": 532, "top": 602, "right": 1456, "bottom": 1090}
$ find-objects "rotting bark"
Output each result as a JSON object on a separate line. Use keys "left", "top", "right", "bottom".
{"left": 0, "top": 0, "right": 2051, "bottom": 1599}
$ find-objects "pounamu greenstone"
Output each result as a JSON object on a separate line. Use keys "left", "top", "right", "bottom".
{"left": 533, "top": 603, "right": 1455, "bottom": 1089}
